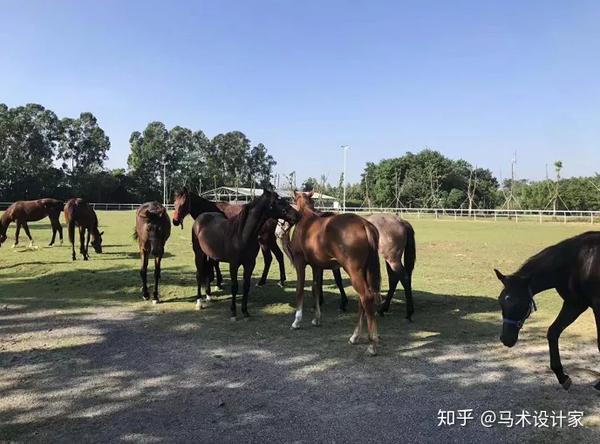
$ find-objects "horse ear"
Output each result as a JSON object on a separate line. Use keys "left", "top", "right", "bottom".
{"left": 494, "top": 269, "right": 507, "bottom": 285}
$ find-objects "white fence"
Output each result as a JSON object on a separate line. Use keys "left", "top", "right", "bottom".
{"left": 315, "top": 207, "right": 600, "bottom": 224}
{"left": 2, "top": 202, "right": 599, "bottom": 224}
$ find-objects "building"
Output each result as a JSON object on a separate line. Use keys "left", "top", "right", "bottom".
{"left": 201, "top": 186, "right": 340, "bottom": 208}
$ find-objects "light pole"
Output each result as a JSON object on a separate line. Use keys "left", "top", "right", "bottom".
{"left": 341, "top": 145, "right": 349, "bottom": 212}
{"left": 162, "top": 156, "right": 167, "bottom": 206}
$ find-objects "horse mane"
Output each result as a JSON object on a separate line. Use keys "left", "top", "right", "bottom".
{"left": 138, "top": 202, "right": 167, "bottom": 221}
{"left": 228, "top": 196, "right": 260, "bottom": 236}
{"left": 515, "top": 232, "right": 596, "bottom": 279}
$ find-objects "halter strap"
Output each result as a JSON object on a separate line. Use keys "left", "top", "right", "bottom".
{"left": 503, "top": 287, "right": 537, "bottom": 330}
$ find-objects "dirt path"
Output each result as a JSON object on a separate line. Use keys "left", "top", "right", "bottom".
{"left": 1, "top": 298, "right": 599, "bottom": 443}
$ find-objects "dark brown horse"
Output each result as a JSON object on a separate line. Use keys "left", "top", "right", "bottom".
{"left": 495, "top": 231, "right": 600, "bottom": 391}
{"left": 172, "top": 187, "right": 288, "bottom": 287}
{"left": 64, "top": 198, "right": 103, "bottom": 261}
{"left": 288, "top": 192, "right": 381, "bottom": 355}
{"left": 0, "top": 199, "right": 63, "bottom": 248}
{"left": 191, "top": 189, "right": 299, "bottom": 319}
{"left": 135, "top": 202, "right": 171, "bottom": 304}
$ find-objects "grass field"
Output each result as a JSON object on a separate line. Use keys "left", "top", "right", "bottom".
{"left": 1, "top": 211, "right": 599, "bottom": 442}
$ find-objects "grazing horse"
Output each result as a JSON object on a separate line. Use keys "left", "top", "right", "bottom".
{"left": 135, "top": 202, "right": 171, "bottom": 304}
{"left": 191, "top": 189, "right": 300, "bottom": 319}
{"left": 0, "top": 199, "right": 63, "bottom": 248}
{"left": 172, "top": 187, "right": 288, "bottom": 287}
{"left": 64, "top": 198, "right": 103, "bottom": 261}
{"left": 288, "top": 191, "right": 382, "bottom": 355}
{"left": 495, "top": 231, "right": 600, "bottom": 391}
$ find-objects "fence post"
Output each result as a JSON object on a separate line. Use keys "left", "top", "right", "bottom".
{"left": 564, "top": 212, "right": 567, "bottom": 224}
{"left": 539, "top": 211, "right": 542, "bottom": 224}
{"left": 592, "top": 212, "right": 594, "bottom": 225}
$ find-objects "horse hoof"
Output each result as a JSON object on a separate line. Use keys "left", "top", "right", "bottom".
{"left": 195, "top": 300, "right": 202, "bottom": 310}
{"left": 311, "top": 318, "right": 321, "bottom": 327}
{"left": 256, "top": 281, "right": 265, "bottom": 287}
{"left": 277, "top": 281, "right": 285, "bottom": 288}
{"left": 230, "top": 316, "right": 237, "bottom": 322}
{"left": 291, "top": 322, "right": 301, "bottom": 330}
{"left": 366, "top": 345, "right": 377, "bottom": 356}
{"left": 561, "top": 376, "right": 572, "bottom": 390}
{"left": 142, "top": 295, "right": 150, "bottom": 301}
{"left": 348, "top": 335, "right": 359, "bottom": 345}
{"left": 152, "top": 299, "right": 160, "bottom": 305}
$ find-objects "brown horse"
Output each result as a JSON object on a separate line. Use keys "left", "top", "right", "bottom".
{"left": 280, "top": 205, "right": 416, "bottom": 319}
{"left": 191, "top": 189, "right": 300, "bottom": 319}
{"left": 64, "top": 198, "right": 104, "bottom": 261}
{"left": 0, "top": 199, "right": 64, "bottom": 248}
{"left": 172, "top": 187, "right": 288, "bottom": 287}
{"left": 135, "top": 202, "right": 171, "bottom": 304}
{"left": 288, "top": 191, "right": 381, "bottom": 355}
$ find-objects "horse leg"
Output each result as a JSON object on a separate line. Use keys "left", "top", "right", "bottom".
{"left": 291, "top": 261, "right": 306, "bottom": 329}
{"left": 214, "top": 261, "right": 223, "bottom": 290}
{"left": 379, "top": 262, "right": 400, "bottom": 315}
{"left": 332, "top": 268, "right": 348, "bottom": 312}
{"left": 49, "top": 216, "right": 61, "bottom": 246}
{"left": 547, "top": 301, "right": 586, "bottom": 389}
{"left": 257, "top": 243, "right": 272, "bottom": 287}
{"left": 79, "top": 227, "right": 87, "bottom": 260}
{"left": 193, "top": 243, "right": 206, "bottom": 310}
{"left": 241, "top": 258, "right": 256, "bottom": 318}
{"left": 140, "top": 250, "right": 150, "bottom": 300}
{"left": 271, "top": 240, "right": 286, "bottom": 287}
{"left": 22, "top": 222, "right": 34, "bottom": 248}
{"left": 12, "top": 221, "right": 21, "bottom": 248}
{"left": 71, "top": 231, "right": 77, "bottom": 261}
{"left": 152, "top": 255, "right": 162, "bottom": 304}
{"left": 205, "top": 259, "right": 214, "bottom": 301}
{"left": 592, "top": 300, "right": 600, "bottom": 391}
{"left": 349, "top": 300, "right": 365, "bottom": 344}
{"left": 363, "top": 295, "right": 379, "bottom": 356}
{"left": 84, "top": 229, "right": 91, "bottom": 260}
{"left": 311, "top": 267, "right": 323, "bottom": 326}
{"left": 229, "top": 264, "right": 239, "bottom": 320}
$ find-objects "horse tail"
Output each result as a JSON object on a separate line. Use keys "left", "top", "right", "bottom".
{"left": 402, "top": 220, "right": 416, "bottom": 277}
{"left": 364, "top": 222, "right": 381, "bottom": 300}
{"left": 132, "top": 229, "right": 138, "bottom": 241}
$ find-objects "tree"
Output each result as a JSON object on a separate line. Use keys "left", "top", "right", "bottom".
{"left": 58, "top": 112, "right": 110, "bottom": 176}
{"left": 0, "top": 103, "right": 61, "bottom": 199}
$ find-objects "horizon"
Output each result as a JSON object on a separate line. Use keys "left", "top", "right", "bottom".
{"left": 2, "top": 1, "right": 599, "bottom": 184}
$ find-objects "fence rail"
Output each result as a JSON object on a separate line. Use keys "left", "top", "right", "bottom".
{"left": 2, "top": 202, "right": 599, "bottom": 224}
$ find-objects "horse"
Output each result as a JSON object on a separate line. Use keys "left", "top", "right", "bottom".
{"left": 64, "top": 198, "right": 103, "bottom": 261}
{"left": 280, "top": 204, "right": 416, "bottom": 319}
{"left": 288, "top": 191, "right": 382, "bottom": 355}
{"left": 134, "top": 202, "right": 171, "bottom": 304}
{"left": 0, "top": 199, "right": 64, "bottom": 248}
{"left": 172, "top": 187, "right": 288, "bottom": 287}
{"left": 191, "top": 189, "right": 300, "bottom": 319}
{"left": 494, "top": 231, "right": 600, "bottom": 391}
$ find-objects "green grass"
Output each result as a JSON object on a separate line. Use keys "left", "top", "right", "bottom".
{"left": 0, "top": 210, "right": 596, "bottom": 339}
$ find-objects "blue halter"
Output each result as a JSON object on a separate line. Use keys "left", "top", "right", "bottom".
{"left": 503, "top": 289, "right": 537, "bottom": 329}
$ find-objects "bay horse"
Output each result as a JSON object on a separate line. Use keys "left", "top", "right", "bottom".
{"left": 172, "top": 187, "right": 288, "bottom": 287}
{"left": 495, "top": 231, "right": 600, "bottom": 391}
{"left": 0, "top": 199, "right": 63, "bottom": 248}
{"left": 280, "top": 205, "right": 416, "bottom": 319}
{"left": 191, "top": 189, "right": 300, "bottom": 319}
{"left": 64, "top": 198, "right": 103, "bottom": 261}
{"left": 288, "top": 191, "right": 382, "bottom": 355}
{"left": 135, "top": 202, "right": 171, "bottom": 304}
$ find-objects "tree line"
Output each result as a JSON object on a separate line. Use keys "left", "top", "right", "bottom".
{"left": 2, "top": 102, "right": 600, "bottom": 211}
{"left": 0, "top": 103, "right": 276, "bottom": 203}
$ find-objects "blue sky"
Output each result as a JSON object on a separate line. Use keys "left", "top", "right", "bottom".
{"left": 2, "top": 0, "right": 599, "bottom": 184}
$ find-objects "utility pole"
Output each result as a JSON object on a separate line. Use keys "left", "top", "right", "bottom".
{"left": 162, "top": 156, "right": 167, "bottom": 206}
{"left": 341, "top": 145, "right": 349, "bottom": 212}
